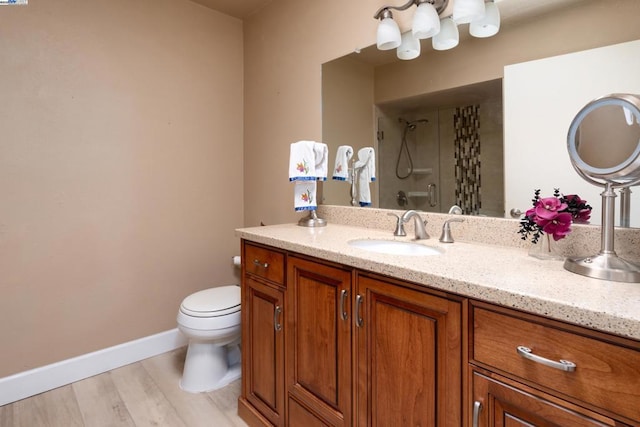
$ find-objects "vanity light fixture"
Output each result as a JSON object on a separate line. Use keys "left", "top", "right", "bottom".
{"left": 376, "top": 8, "right": 402, "bottom": 50}
{"left": 397, "top": 31, "right": 421, "bottom": 60}
{"left": 469, "top": 1, "right": 500, "bottom": 37}
{"left": 432, "top": 17, "right": 459, "bottom": 50}
{"left": 374, "top": 0, "right": 500, "bottom": 59}
{"left": 452, "top": 0, "right": 485, "bottom": 24}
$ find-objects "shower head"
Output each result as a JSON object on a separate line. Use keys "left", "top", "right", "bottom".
{"left": 399, "top": 118, "right": 429, "bottom": 131}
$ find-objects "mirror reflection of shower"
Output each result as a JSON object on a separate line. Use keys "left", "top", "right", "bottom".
{"left": 377, "top": 98, "right": 503, "bottom": 216}
{"left": 379, "top": 111, "right": 441, "bottom": 213}
{"left": 396, "top": 118, "right": 429, "bottom": 179}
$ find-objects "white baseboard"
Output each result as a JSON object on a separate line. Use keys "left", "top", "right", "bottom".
{"left": 0, "top": 328, "right": 188, "bottom": 406}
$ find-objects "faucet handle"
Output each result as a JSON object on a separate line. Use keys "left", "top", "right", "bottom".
{"left": 439, "top": 218, "right": 465, "bottom": 243}
{"left": 387, "top": 213, "right": 407, "bottom": 236}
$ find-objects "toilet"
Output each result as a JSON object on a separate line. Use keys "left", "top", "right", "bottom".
{"left": 176, "top": 285, "right": 241, "bottom": 393}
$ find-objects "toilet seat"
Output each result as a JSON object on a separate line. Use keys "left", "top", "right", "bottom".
{"left": 180, "top": 286, "right": 240, "bottom": 318}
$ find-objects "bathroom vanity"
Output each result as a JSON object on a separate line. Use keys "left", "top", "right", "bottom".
{"left": 235, "top": 220, "right": 640, "bottom": 426}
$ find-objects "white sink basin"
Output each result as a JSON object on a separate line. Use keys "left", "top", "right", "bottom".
{"left": 348, "top": 239, "right": 443, "bottom": 256}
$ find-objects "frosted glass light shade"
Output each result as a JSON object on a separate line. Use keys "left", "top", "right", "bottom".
{"left": 453, "top": 0, "right": 485, "bottom": 24}
{"left": 412, "top": 2, "right": 440, "bottom": 39}
{"left": 377, "top": 16, "right": 402, "bottom": 50}
{"left": 397, "top": 31, "right": 421, "bottom": 60}
{"left": 432, "top": 17, "right": 459, "bottom": 50}
{"left": 470, "top": 2, "right": 500, "bottom": 37}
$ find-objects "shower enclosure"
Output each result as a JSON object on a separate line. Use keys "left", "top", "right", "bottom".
{"left": 376, "top": 99, "right": 504, "bottom": 216}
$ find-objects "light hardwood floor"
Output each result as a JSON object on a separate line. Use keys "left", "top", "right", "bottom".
{"left": 0, "top": 347, "right": 248, "bottom": 427}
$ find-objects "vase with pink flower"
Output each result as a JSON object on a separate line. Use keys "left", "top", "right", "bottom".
{"left": 518, "top": 189, "right": 592, "bottom": 260}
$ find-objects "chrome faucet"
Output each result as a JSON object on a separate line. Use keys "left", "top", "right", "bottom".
{"left": 439, "top": 218, "right": 465, "bottom": 243}
{"left": 388, "top": 210, "right": 429, "bottom": 239}
{"left": 388, "top": 212, "right": 407, "bottom": 236}
{"left": 448, "top": 205, "right": 463, "bottom": 215}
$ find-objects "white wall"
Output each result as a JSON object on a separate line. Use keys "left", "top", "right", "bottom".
{"left": 504, "top": 39, "right": 640, "bottom": 227}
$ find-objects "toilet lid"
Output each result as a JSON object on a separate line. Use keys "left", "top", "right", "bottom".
{"left": 180, "top": 285, "right": 240, "bottom": 318}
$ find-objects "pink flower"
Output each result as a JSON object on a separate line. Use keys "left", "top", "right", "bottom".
{"left": 563, "top": 194, "right": 591, "bottom": 224}
{"left": 540, "top": 212, "right": 572, "bottom": 241}
{"left": 534, "top": 197, "right": 568, "bottom": 221}
{"left": 518, "top": 189, "right": 592, "bottom": 244}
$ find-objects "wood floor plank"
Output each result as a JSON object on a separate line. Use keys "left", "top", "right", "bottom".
{"left": 109, "top": 361, "right": 187, "bottom": 427}
{"left": 72, "top": 371, "right": 136, "bottom": 426}
{"left": 0, "top": 402, "right": 13, "bottom": 426}
{"left": 12, "top": 384, "right": 83, "bottom": 427}
{"left": 2, "top": 349, "right": 246, "bottom": 427}
{"left": 141, "top": 348, "right": 245, "bottom": 427}
{"left": 207, "top": 380, "right": 247, "bottom": 427}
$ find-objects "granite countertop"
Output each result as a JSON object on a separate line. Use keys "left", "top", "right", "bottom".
{"left": 236, "top": 222, "right": 640, "bottom": 341}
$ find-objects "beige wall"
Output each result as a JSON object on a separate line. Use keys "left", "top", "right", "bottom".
{"left": 0, "top": 0, "right": 243, "bottom": 377}
{"left": 243, "top": 0, "right": 391, "bottom": 226}
{"left": 321, "top": 57, "right": 376, "bottom": 207}
{"left": 243, "top": 0, "right": 640, "bottom": 226}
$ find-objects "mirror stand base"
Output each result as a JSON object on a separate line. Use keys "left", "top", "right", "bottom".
{"left": 564, "top": 253, "right": 640, "bottom": 283}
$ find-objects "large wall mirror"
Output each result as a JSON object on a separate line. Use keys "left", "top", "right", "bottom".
{"left": 321, "top": 0, "right": 640, "bottom": 227}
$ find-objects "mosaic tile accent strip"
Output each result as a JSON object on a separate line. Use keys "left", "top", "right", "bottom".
{"left": 454, "top": 105, "right": 481, "bottom": 215}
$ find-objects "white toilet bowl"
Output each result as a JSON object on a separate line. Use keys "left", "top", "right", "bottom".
{"left": 176, "top": 285, "right": 241, "bottom": 393}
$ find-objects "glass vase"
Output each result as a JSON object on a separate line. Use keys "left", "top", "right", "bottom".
{"left": 529, "top": 233, "right": 564, "bottom": 261}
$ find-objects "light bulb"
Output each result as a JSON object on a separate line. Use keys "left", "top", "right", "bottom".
{"left": 412, "top": 2, "right": 440, "bottom": 39}
{"left": 376, "top": 10, "right": 401, "bottom": 50}
{"left": 432, "top": 17, "right": 459, "bottom": 51}
{"left": 397, "top": 31, "right": 421, "bottom": 60}
{"left": 453, "top": 0, "right": 485, "bottom": 24}
{"left": 470, "top": 2, "right": 500, "bottom": 38}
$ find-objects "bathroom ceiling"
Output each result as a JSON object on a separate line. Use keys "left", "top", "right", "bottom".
{"left": 188, "top": 0, "right": 273, "bottom": 19}
{"left": 189, "top": 0, "right": 582, "bottom": 21}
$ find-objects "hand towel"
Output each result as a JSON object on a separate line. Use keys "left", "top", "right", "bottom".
{"left": 294, "top": 180, "right": 317, "bottom": 211}
{"left": 289, "top": 140, "right": 329, "bottom": 181}
{"left": 355, "top": 147, "right": 376, "bottom": 206}
{"left": 313, "top": 142, "right": 329, "bottom": 181}
{"left": 289, "top": 140, "right": 317, "bottom": 181}
{"left": 332, "top": 145, "right": 353, "bottom": 181}
{"left": 357, "top": 147, "right": 376, "bottom": 182}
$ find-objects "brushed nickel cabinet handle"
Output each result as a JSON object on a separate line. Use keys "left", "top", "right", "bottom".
{"left": 517, "top": 345, "right": 576, "bottom": 372}
{"left": 339, "top": 289, "right": 348, "bottom": 321}
{"left": 355, "top": 295, "right": 364, "bottom": 327}
{"left": 472, "top": 401, "right": 482, "bottom": 427}
{"left": 253, "top": 259, "right": 269, "bottom": 268}
{"left": 274, "top": 306, "right": 282, "bottom": 332}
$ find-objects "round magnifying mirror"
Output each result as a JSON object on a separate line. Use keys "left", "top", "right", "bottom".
{"left": 565, "top": 93, "right": 640, "bottom": 283}
{"left": 568, "top": 94, "right": 640, "bottom": 184}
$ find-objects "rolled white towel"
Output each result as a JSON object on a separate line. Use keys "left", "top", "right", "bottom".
{"left": 357, "top": 147, "right": 376, "bottom": 182}
{"left": 332, "top": 145, "right": 353, "bottom": 181}
{"left": 355, "top": 147, "right": 376, "bottom": 206}
{"left": 313, "top": 142, "right": 328, "bottom": 181}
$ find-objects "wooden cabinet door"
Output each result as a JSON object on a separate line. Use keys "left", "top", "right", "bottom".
{"left": 240, "top": 275, "right": 285, "bottom": 427}
{"left": 471, "top": 371, "right": 624, "bottom": 427}
{"left": 286, "top": 256, "right": 352, "bottom": 427}
{"left": 355, "top": 274, "right": 462, "bottom": 427}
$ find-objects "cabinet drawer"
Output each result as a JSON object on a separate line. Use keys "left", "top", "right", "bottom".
{"left": 472, "top": 306, "right": 640, "bottom": 422}
{"left": 244, "top": 243, "right": 285, "bottom": 285}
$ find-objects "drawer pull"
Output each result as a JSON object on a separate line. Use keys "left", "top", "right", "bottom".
{"left": 472, "top": 401, "right": 482, "bottom": 427}
{"left": 355, "top": 295, "right": 364, "bottom": 327}
{"left": 274, "top": 306, "right": 282, "bottom": 332}
{"left": 339, "top": 289, "right": 348, "bottom": 321}
{"left": 253, "top": 259, "right": 269, "bottom": 269}
{"left": 517, "top": 345, "right": 576, "bottom": 372}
